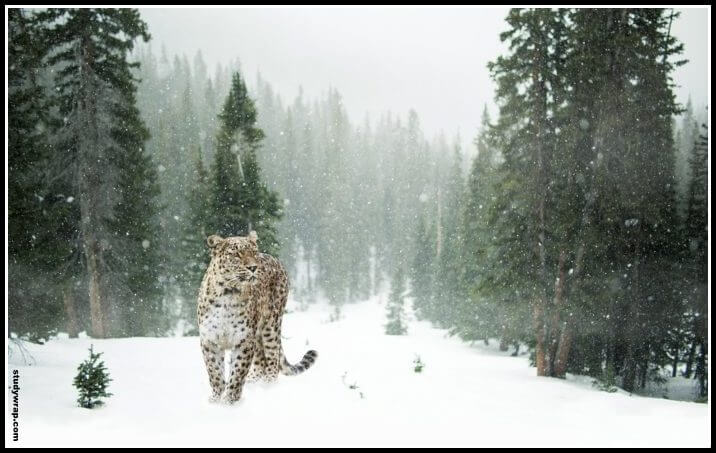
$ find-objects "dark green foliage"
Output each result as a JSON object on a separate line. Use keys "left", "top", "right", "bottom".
{"left": 13, "top": 8, "right": 161, "bottom": 338}
{"left": 74, "top": 345, "right": 113, "bottom": 409}
{"left": 8, "top": 8, "right": 74, "bottom": 342}
{"left": 207, "top": 72, "right": 282, "bottom": 255}
{"left": 42, "top": 8, "right": 159, "bottom": 338}
{"left": 105, "top": 93, "right": 165, "bottom": 336}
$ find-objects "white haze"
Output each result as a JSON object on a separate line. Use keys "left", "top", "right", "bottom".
{"left": 140, "top": 6, "right": 708, "bottom": 154}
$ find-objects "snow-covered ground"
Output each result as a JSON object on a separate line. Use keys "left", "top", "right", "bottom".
{"left": 6, "top": 295, "right": 711, "bottom": 447}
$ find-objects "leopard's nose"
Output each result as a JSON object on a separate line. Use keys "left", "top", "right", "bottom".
{"left": 248, "top": 265, "right": 257, "bottom": 273}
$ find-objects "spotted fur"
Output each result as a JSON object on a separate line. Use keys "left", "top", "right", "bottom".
{"left": 197, "top": 231, "right": 318, "bottom": 404}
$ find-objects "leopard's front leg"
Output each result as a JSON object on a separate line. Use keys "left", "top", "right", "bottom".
{"left": 246, "top": 335, "right": 266, "bottom": 383}
{"left": 261, "top": 319, "right": 282, "bottom": 383}
{"left": 200, "top": 338, "right": 225, "bottom": 402}
{"left": 225, "top": 336, "right": 256, "bottom": 404}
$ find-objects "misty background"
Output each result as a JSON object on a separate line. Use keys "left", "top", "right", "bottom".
{"left": 139, "top": 7, "right": 709, "bottom": 155}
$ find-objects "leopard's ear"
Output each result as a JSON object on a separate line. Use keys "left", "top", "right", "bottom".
{"left": 248, "top": 230, "right": 258, "bottom": 246}
{"left": 207, "top": 234, "right": 225, "bottom": 249}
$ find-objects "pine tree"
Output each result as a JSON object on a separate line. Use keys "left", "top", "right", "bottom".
{"left": 486, "top": 8, "right": 569, "bottom": 375}
{"left": 315, "top": 88, "right": 353, "bottom": 313}
{"left": 179, "top": 146, "right": 212, "bottom": 331}
{"left": 474, "top": 8, "right": 687, "bottom": 385}
{"left": 574, "top": 8, "right": 685, "bottom": 390}
{"left": 385, "top": 266, "right": 408, "bottom": 335}
{"left": 238, "top": 148, "right": 283, "bottom": 255}
{"left": 434, "top": 140, "right": 466, "bottom": 326}
{"left": 105, "top": 94, "right": 164, "bottom": 337}
{"left": 207, "top": 72, "right": 282, "bottom": 254}
{"left": 684, "top": 122, "right": 708, "bottom": 398}
{"left": 8, "top": 8, "right": 77, "bottom": 341}
{"left": 453, "top": 106, "right": 514, "bottom": 345}
{"left": 411, "top": 211, "right": 435, "bottom": 321}
{"left": 36, "top": 8, "right": 152, "bottom": 338}
{"left": 74, "top": 345, "right": 113, "bottom": 409}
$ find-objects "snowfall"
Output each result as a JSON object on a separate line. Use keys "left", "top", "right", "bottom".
{"left": 6, "top": 294, "right": 711, "bottom": 447}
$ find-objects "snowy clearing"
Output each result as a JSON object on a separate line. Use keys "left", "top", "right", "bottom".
{"left": 7, "top": 295, "right": 710, "bottom": 447}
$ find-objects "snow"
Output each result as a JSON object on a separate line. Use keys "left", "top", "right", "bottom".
{"left": 7, "top": 294, "right": 710, "bottom": 447}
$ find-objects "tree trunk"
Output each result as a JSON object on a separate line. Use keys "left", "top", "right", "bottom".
{"left": 684, "top": 340, "right": 696, "bottom": 378}
{"left": 553, "top": 325, "right": 574, "bottom": 379}
{"left": 63, "top": 282, "right": 80, "bottom": 338}
{"left": 623, "top": 229, "right": 643, "bottom": 393}
{"left": 531, "top": 21, "right": 550, "bottom": 378}
{"left": 622, "top": 293, "right": 641, "bottom": 392}
{"left": 87, "top": 240, "right": 105, "bottom": 338}
{"left": 77, "top": 33, "right": 110, "bottom": 339}
{"left": 671, "top": 347, "right": 679, "bottom": 378}
{"left": 554, "top": 243, "right": 586, "bottom": 379}
{"left": 622, "top": 350, "right": 638, "bottom": 393}
{"left": 548, "top": 250, "right": 567, "bottom": 376}
{"left": 534, "top": 301, "right": 548, "bottom": 376}
{"left": 639, "top": 355, "right": 649, "bottom": 389}
{"left": 696, "top": 340, "right": 707, "bottom": 397}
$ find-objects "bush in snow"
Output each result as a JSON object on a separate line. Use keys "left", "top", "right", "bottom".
{"left": 341, "top": 372, "right": 365, "bottom": 399}
{"left": 413, "top": 355, "right": 425, "bottom": 373}
{"left": 74, "top": 345, "right": 113, "bottom": 408}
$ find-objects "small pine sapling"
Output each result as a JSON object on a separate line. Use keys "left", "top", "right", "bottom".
{"left": 74, "top": 345, "right": 113, "bottom": 408}
{"left": 413, "top": 355, "right": 425, "bottom": 373}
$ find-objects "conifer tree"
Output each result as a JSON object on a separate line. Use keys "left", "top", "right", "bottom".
{"left": 74, "top": 345, "right": 113, "bottom": 409}
{"left": 411, "top": 211, "right": 435, "bottom": 321}
{"left": 208, "top": 72, "right": 282, "bottom": 254}
{"left": 179, "top": 146, "right": 212, "bottom": 330}
{"left": 684, "top": 123, "right": 708, "bottom": 397}
{"left": 434, "top": 141, "right": 465, "bottom": 326}
{"left": 8, "top": 8, "right": 75, "bottom": 341}
{"left": 35, "top": 8, "right": 154, "bottom": 338}
{"left": 105, "top": 95, "right": 164, "bottom": 336}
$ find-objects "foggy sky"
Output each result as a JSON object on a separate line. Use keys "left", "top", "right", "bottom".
{"left": 139, "top": 7, "right": 709, "bottom": 153}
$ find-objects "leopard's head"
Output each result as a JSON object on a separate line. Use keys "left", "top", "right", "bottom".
{"left": 207, "top": 231, "right": 260, "bottom": 289}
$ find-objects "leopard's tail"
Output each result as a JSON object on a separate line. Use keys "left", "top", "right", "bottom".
{"left": 280, "top": 349, "right": 318, "bottom": 376}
